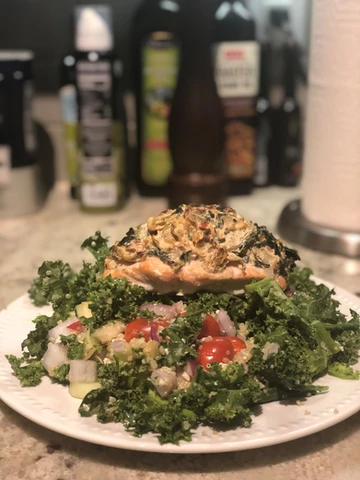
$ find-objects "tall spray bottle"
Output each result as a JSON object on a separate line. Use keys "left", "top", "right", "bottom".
{"left": 74, "top": 5, "right": 127, "bottom": 212}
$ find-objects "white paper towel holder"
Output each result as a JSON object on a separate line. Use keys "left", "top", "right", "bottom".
{"left": 277, "top": 199, "right": 360, "bottom": 258}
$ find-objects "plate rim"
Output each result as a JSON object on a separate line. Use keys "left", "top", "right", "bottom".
{"left": 0, "top": 276, "right": 359, "bottom": 454}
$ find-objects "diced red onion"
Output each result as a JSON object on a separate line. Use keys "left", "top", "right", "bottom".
{"left": 150, "top": 324, "right": 159, "bottom": 342}
{"left": 216, "top": 309, "right": 236, "bottom": 336}
{"left": 171, "top": 301, "right": 185, "bottom": 316}
{"left": 41, "top": 343, "right": 69, "bottom": 373}
{"left": 140, "top": 301, "right": 185, "bottom": 320}
{"left": 184, "top": 360, "right": 197, "bottom": 378}
{"left": 140, "top": 303, "right": 173, "bottom": 318}
{"left": 150, "top": 368, "right": 177, "bottom": 397}
{"left": 48, "top": 316, "right": 79, "bottom": 340}
{"left": 69, "top": 360, "right": 97, "bottom": 383}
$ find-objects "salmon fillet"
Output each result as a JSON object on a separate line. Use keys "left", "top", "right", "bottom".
{"left": 104, "top": 204, "right": 300, "bottom": 294}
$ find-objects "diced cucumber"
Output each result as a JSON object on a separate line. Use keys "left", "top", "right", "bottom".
{"left": 144, "top": 340, "right": 159, "bottom": 359}
{"left": 112, "top": 342, "right": 133, "bottom": 362}
{"left": 92, "top": 321, "right": 125, "bottom": 344}
{"left": 69, "top": 381, "right": 101, "bottom": 399}
{"left": 76, "top": 302, "right": 93, "bottom": 319}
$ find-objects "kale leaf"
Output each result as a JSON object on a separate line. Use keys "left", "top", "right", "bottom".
{"left": 6, "top": 355, "right": 46, "bottom": 387}
{"left": 21, "top": 315, "right": 58, "bottom": 360}
{"left": 328, "top": 362, "right": 359, "bottom": 380}
{"left": 83, "top": 277, "right": 148, "bottom": 331}
{"left": 52, "top": 364, "right": 70, "bottom": 384}
{"left": 60, "top": 334, "right": 85, "bottom": 359}
{"left": 81, "top": 231, "right": 110, "bottom": 272}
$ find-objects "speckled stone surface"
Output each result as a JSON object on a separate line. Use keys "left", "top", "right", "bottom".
{"left": 1, "top": 183, "right": 359, "bottom": 480}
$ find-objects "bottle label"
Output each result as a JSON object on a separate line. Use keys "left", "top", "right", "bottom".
{"left": 80, "top": 182, "right": 118, "bottom": 208}
{"left": 141, "top": 32, "right": 179, "bottom": 186}
{"left": 214, "top": 41, "right": 259, "bottom": 98}
{"left": 214, "top": 41, "right": 260, "bottom": 180}
{"left": 0, "top": 145, "right": 11, "bottom": 186}
{"left": 76, "top": 59, "right": 122, "bottom": 208}
{"left": 225, "top": 120, "right": 256, "bottom": 180}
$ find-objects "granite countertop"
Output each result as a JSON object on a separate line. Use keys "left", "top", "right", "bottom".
{"left": 1, "top": 183, "right": 359, "bottom": 480}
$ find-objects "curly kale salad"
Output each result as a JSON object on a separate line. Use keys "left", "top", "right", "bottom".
{"left": 6, "top": 232, "right": 360, "bottom": 445}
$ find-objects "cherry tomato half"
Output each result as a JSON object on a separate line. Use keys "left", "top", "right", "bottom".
{"left": 196, "top": 336, "right": 234, "bottom": 370}
{"left": 227, "top": 336, "right": 246, "bottom": 353}
{"left": 124, "top": 318, "right": 151, "bottom": 342}
{"left": 124, "top": 318, "right": 170, "bottom": 342}
{"left": 198, "top": 314, "right": 221, "bottom": 339}
{"left": 154, "top": 319, "right": 170, "bottom": 329}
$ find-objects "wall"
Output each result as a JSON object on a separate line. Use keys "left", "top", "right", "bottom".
{"left": 1, "top": 1, "right": 312, "bottom": 183}
{"left": 0, "top": 0, "right": 311, "bottom": 93}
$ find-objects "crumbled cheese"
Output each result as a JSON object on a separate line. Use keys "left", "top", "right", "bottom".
{"left": 238, "top": 322, "right": 249, "bottom": 339}
{"left": 177, "top": 376, "right": 191, "bottom": 390}
{"left": 182, "top": 371, "right": 191, "bottom": 382}
{"left": 262, "top": 342, "right": 280, "bottom": 360}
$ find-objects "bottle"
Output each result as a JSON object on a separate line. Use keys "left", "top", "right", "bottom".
{"left": 267, "top": 8, "right": 290, "bottom": 110}
{"left": 213, "top": 0, "right": 260, "bottom": 195}
{"left": 59, "top": 54, "right": 78, "bottom": 199}
{"left": 269, "top": 42, "right": 302, "bottom": 187}
{"left": 254, "top": 44, "right": 271, "bottom": 187}
{"left": 132, "top": 0, "right": 180, "bottom": 196}
{"left": 167, "top": 0, "right": 226, "bottom": 207}
{"left": 74, "top": 5, "right": 127, "bottom": 212}
{"left": 0, "top": 51, "right": 47, "bottom": 216}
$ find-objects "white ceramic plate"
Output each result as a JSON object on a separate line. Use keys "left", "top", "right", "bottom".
{"left": 0, "top": 278, "right": 359, "bottom": 454}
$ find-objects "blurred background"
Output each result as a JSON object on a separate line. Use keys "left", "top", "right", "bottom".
{"left": 0, "top": 0, "right": 312, "bottom": 215}
{"left": 0, "top": 0, "right": 312, "bottom": 92}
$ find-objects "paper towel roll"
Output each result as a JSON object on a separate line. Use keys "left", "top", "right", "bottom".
{"left": 302, "top": 0, "right": 360, "bottom": 232}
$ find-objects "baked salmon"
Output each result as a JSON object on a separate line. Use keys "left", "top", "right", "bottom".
{"left": 104, "top": 204, "right": 300, "bottom": 294}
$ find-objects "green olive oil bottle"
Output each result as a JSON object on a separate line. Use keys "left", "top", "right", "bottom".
{"left": 132, "top": 0, "right": 180, "bottom": 196}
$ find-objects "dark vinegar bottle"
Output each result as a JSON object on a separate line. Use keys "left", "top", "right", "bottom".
{"left": 213, "top": 0, "right": 260, "bottom": 195}
{"left": 132, "top": 0, "right": 180, "bottom": 197}
{"left": 269, "top": 43, "right": 302, "bottom": 187}
{"left": 167, "top": 0, "right": 226, "bottom": 207}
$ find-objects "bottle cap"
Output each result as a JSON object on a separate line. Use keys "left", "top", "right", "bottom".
{"left": 75, "top": 6, "right": 113, "bottom": 52}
